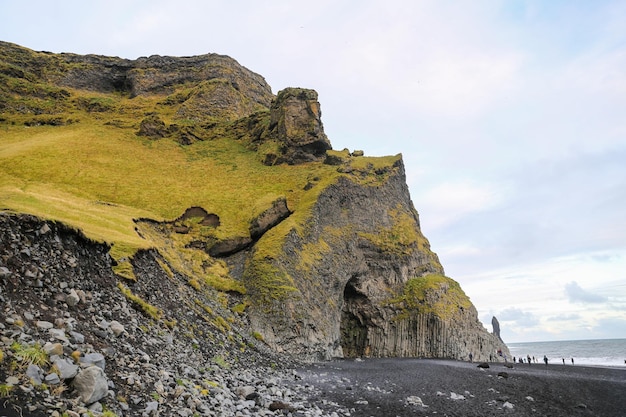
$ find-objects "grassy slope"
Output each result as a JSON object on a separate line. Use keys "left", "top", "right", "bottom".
{"left": 0, "top": 116, "right": 345, "bottom": 256}
{"left": 0, "top": 46, "right": 411, "bottom": 296}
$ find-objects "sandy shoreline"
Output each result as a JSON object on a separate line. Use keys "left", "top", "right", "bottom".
{"left": 293, "top": 358, "right": 626, "bottom": 416}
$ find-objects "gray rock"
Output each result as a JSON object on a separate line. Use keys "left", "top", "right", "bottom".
{"left": 45, "top": 373, "right": 61, "bottom": 385}
{"left": 109, "top": 320, "right": 125, "bottom": 336}
{"left": 70, "top": 331, "right": 85, "bottom": 343}
{"left": 53, "top": 357, "right": 79, "bottom": 379}
{"left": 0, "top": 266, "right": 11, "bottom": 278}
{"left": 66, "top": 289, "right": 80, "bottom": 306}
{"left": 43, "top": 342, "right": 64, "bottom": 356}
{"left": 26, "top": 364, "right": 44, "bottom": 385}
{"left": 36, "top": 320, "right": 54, "bottom": 330}
{"left": 235, "top": 385, "right": 255, "bottom": 398}
{"left": 82, "top": 352, "right": 106, "bottom": 370}
{"left": 73, "top": 366, "right": 109, "bottom": 405}
{"left": 48, "top": 328, "right": 69, "bottom": 343}
{"left": 144, "top": 401, "right": 159, "bottom": 415}
{"left": 6, "top": 376, "right": 20, "bottom": 386}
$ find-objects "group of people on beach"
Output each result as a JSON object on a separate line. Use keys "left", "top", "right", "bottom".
{"left": 513, "top": 355, "right": 537, "bottom": 364}
{"left": 510, "top": 355, "right": 576, "bottom": 365}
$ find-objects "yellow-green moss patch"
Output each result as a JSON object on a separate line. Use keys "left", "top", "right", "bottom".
{"left": 388, "top": 274, "right": 472, "bottom": 321}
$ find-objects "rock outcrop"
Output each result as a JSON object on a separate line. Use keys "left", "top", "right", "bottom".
{"left": 492, "top": 316, "right": 503, "bottom": 341}
{"left": 266, "top": 88, "right": 332, "bottom": 164}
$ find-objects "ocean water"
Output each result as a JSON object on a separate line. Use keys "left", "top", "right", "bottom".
{"left": 508, "top": 338, "right": 626, "bottom": 368}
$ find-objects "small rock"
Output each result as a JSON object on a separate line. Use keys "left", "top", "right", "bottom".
{"left": 81, "top": 352, "right": 106, "bottom": 370}
{"left": 49, "top": 328, "right": 69, "bottom": 343}
{"left": 0, "top": 266, "right": 11, "bottom": 278}
{"left": 44, "top": 342, "right": 64, "bottom": 356}
{"left": 6, "top": 376, "right": 20, "bottom": 386}
{"left": 70, "top": 331, "right": 85, "bottom": 343}
{"left": 36, "top": 320, "right": 54, "bottom": 330}
{"left": 525, "top": 396, "right": 534, "bottom": 401}
{"left": 109, "top": 320, "right": 125, "bottom": 337}
{"left": 497, "top": 371, "right": 509, "bottom": 379}
{"left": 45, "top": 373, "right": 61, "bottom": 385}
{"left": 26, "top": 364, "right": 44, "bottom": 385}
{"left": 477, "top": 362, "right": 490, "bottom": 369}
{"left": 450, "top": 392, "right": 466, "bottom": 400}
{"left": 406, "top": 395, "right": 428, "bottom": 407}
{"left": 66, "top": 289, "right": 80, "bottom": 306}
{"left": 235, "top": 385, "right": 255, "bottom": 398}
{"left": 502, "top": 401, "right": 514, "bottom": 409}
{"left": 88, "top": 402, "right": 103, "bottom": 413}
{"left": 53, "top": 357, "right": 79, "bottom": 380}
{"left": 144, "top": 401, "right": 159, "bottom": 415}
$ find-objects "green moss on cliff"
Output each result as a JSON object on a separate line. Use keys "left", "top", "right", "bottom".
{"left": 389, "top": 274, "right": 472, "bottom": 321}
{"left": 358, "top": 205, "right": 424, "bottom": 256}
{"left": 242, "top": 256, "right": 299, "bottom": 308}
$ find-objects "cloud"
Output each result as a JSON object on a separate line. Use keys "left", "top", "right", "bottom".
{"left": 495, "top": 307, "right": 539, "bottom": 326}
{"left": 565, "top": 281, "right": 608, "bottom": 304}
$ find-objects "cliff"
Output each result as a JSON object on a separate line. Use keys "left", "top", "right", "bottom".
{"left": 0, "top": 40, "right": 509, "bottom": 371}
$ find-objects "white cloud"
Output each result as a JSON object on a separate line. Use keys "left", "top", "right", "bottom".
{"left": 565, "top": 281, "right": 608, "bottom": 304}
{"left": 415, "top": 180, "right": 505, "bottom": 230}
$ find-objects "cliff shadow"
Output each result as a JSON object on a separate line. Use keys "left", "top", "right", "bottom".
{"left": 340, "top": 275, "right": 371, "bottom": 358}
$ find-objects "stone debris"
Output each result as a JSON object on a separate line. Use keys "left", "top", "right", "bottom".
{"left": 503, "top": 401, "right": 515, "bottom": 409}
{"left": 406, "top": 395, "right": 428, "bottom": 407}
{"left": 450, "top": 392, "right": 466, "bottom": 400}
{"left": 0, "top": 213, "right": 356, "bottom": 416}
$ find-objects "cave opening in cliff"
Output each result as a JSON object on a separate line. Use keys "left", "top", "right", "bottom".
{"left": 340, "top": 276, "right": 370, "bottom": 358}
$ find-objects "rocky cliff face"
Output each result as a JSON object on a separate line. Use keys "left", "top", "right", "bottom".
{"left": 0, "top": 41, "right": 510, "bottom": 368}
{"left": 238, "top": 157, "right": 508, "bottom": 361}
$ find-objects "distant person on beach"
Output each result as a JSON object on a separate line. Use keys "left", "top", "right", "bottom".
{"left": 469, "top": 352, "right": 473, "bottom": 362}
{"left": 562, "top": 358, "right": 565, "bottom": 364}
{"left": 544, "top": 355, "right": 548, "bottom": 366}
{"left": 527, "top": 354, "right": 532, "bottom": 365}
{"left": 571, "top": 358, "right": 574, "bottom": 365}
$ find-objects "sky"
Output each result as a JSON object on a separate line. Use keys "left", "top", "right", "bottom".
{"left": 1, "top": 0, "right": 625, "bottom": 343}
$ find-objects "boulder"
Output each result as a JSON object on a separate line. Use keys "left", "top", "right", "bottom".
{"left": 249, "top": 197, "right": 291, "bottom": 240}
{"left": 72, "top": 366, "right": 109, "bottom": 405}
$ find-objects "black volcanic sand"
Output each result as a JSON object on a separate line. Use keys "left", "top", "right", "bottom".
{"left": 294, "top": 358, "right": 626, "bottom": 417}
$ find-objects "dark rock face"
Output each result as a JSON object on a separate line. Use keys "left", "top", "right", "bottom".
{"left": 492, "top": 316, "right": 502, "bottom": 341}
{"left": 244, "top": 160, "right": 509, "bottom": 361}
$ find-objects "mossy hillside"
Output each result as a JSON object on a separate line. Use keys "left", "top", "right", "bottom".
{"left": 1, "top": 42, "right": 417, "bottom": 307}
{"left": 389, "top": 274, "right": 473, "bottom": 321}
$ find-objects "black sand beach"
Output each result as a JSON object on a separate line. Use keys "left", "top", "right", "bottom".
{"left": 294, "top": 358, "right": 626, "bottom": 417}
